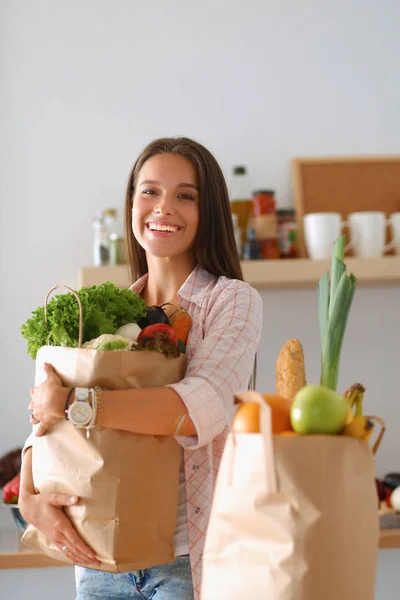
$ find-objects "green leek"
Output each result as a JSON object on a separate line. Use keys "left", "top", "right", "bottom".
{"left": 318, "top": 235, "right": 356, "bottom": 391}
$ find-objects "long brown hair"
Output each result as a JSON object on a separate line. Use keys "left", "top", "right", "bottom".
{"left": 124, "top": 137, "right": 243, "bottom": 282}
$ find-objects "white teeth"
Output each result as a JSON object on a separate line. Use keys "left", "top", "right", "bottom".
{"left": 148, "top": 223, "right": 179, "bottom": 232}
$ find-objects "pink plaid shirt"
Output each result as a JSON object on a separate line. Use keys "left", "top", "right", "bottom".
{"left": 131, "top": 265, "right": 263, "bottom": 599}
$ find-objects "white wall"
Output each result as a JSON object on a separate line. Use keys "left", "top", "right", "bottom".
{"left": 1, "top": 1, "right": 399, "bottom": 598}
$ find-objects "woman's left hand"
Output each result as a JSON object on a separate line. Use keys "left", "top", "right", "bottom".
{"left": 29, "top": 363, "right": 68, "bottom": 437}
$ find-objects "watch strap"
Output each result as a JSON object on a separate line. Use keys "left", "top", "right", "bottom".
{"left": 75, "top": 387, "right": 90, "bottom": 401}
{"left": 64, "top": 388, "right": 76, "bottom": 420}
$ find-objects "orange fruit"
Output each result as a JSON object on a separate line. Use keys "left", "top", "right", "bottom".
{"left": 261, "top": 394, "right": 293, "bottom": 434}
{"left": 232, "top": 395, "right": 293, "bottom": 434}
{"left": 232, "top": 402, "right": 260, "bottom": 433}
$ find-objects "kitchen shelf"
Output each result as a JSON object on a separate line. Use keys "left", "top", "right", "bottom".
{"left": 1, "top": 528, "right": 399, "bottom": 569}
{"left": 0, "top": 530, "right": 68, "bottom": 569}
{"left": 379, "top": 528, "right": 400, "bottom": 549}
{"left": 79, "top": 256, "right": 400, "bottom": 290}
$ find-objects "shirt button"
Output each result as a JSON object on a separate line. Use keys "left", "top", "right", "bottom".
{"left": 192, "top": 464, "right": 199, "bottom": 471}
{"left": 195, "top": 507, "right": 200, "bottom": 514}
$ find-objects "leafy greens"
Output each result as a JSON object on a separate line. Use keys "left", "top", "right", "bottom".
{"left": 21, "top": 282, "right": 147, "bottom": 359}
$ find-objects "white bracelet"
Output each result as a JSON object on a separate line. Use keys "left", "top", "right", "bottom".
{"left": 86, "top": 388, "right": 98, "bottom": 430}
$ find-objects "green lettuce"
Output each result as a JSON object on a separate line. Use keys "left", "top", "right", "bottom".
{"left": 21, "top": 282, "right": 147, "bottom": 359}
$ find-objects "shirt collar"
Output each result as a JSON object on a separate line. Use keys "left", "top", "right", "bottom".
{"left": 130, "top": 264, "right": 216, "bottom": 308}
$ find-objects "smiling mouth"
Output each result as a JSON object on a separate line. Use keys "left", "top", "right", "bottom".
{"left": 147, "top": 222, "right": 181, "bottom": 233}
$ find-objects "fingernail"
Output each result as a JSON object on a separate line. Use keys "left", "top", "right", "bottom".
{"left": 69, "top": 496, "right": 78, "bottom": 503}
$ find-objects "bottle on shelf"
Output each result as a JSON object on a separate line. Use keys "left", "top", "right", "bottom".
{"left": 93, "top": 213, "right": 110, "bottom": 266}
{"left": 242, "top": 227, "right": 262, "bottom": 260}
{"left": 93, "top": 208, "right": 120, "bottom": 266}
{"left": 229, "top": 166, "right": 253, "bottom": 247}
{"left": 277, "top": 209, "right": 298, "bottom": 258}
{"left": 103, "top": 208, "right": 118, "bottom": 238}
{"left": 232, "top": 213, "right": 242, "bottom": 259}
{"left": 109, "top": 233, "right": 125, "bottom": 265}
{"left": 251, "top": 190, "right": 280, "bottom": 259}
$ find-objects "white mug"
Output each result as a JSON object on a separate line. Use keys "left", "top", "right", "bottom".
{"left": 347, "top": 211, "right": 394, "bottom": 258}
{"left": 303, "top": 212, "right": 349, "bottom": 260}
{"left": 388, "top": 212, "right": 400, "bottom": 255}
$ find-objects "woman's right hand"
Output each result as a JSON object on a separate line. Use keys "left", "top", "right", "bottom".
{"left": 19, "top": 449, "right": 101, "bottom": 568}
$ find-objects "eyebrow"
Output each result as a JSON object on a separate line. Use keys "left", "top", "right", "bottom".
{"left": 139, "top": 180, "right": 199, "bottom": 190}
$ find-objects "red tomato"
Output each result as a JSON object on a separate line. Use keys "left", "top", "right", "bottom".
{"left": 138, "top": 323, "right": 178, "bottom": 345}
{"left": 2, "top": 473, "right": 20, "bottom": 504}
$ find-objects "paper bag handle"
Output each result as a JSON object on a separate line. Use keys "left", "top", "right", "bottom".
{"left": 365, "top": 415, "right": 386, "bottom": 455}
{"left": 44, "top": 285, "right": 83, "bottom": 348}
{"left": 234, "top": 391, "right": 279, "bottom": 494}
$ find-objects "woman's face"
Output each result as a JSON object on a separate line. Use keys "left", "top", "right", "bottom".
{"left": 132, "top": 153, "right": 200, "bottom": 260}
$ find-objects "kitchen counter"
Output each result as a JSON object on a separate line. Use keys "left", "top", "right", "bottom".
{"left": 1, "top": 529, "right": 400, "bottom": 569}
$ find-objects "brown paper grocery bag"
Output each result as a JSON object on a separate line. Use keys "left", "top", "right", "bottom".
{"left": 21, "top": 286, "right": 186, "bottom": 572}
{"left": 21, "top": 346, "right": 185, "bottom": 572}
{"left": 201, "top": 391, "right": 381, "bottom": 600}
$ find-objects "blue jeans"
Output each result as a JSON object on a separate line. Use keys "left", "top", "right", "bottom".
{"left": 75, "top": 555, "right": 194, "bottom": 600}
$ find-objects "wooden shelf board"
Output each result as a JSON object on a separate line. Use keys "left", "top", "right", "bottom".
{"left": 79, "top": 264, "right": 131, "bottom": 288}
{"left": 379, "top": 528, "right": 400, "bottom": 549}
{"left": 1, "top": 528, "right": 399, "bottom": 569}
{"left": 0, "top": 530, "right": 68, "bottom": 569}
{"left": 79, "top": 257, "right": 400, "bottom": 290}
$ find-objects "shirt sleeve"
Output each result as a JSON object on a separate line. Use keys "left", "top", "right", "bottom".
{"left": 21, "top": 431, "right": 36, "bottom": 459}
{"left": 167, "top": 281, "right": 263, "bottom": 449}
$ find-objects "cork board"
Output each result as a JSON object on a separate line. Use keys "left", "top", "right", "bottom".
{"left": 292, "top": 156, "right": 400, "bottom": 257}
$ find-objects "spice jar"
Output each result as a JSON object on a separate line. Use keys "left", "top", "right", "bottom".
{"left": 251, "top": 190, "right": 280, "bottom": 259}
{"left": 277, "top": 209, "right": 298, "bottom": 258}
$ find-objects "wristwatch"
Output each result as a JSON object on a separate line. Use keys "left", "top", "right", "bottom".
{"left": 67, "top": 388, "right": 93, "bottom": 427}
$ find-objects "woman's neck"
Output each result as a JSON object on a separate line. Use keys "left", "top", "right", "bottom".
{"left": 143, "top": 254, "right": 196, "bottom": 307}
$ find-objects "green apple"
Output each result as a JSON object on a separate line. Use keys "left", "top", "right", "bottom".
{"left": 290, "top": 384, "right": 349, "bottom": 434}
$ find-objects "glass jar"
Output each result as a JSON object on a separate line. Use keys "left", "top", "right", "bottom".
{"left": 277, "top": 209, "right": 298, "bottom": 258}
{"left": 252, "top": 189, "right": 276, "bottom": 217}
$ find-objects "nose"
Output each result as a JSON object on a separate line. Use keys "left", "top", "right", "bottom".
{"left": 153, "top": 192, "right": 175, "bottom": 216}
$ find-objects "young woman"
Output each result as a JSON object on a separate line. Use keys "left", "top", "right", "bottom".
{"left": 20, "top": 137, "right": 263, "bottom": 600}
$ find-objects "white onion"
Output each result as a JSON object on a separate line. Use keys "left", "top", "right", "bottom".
{"left": 115, "top": 323, "right": 142, "bottom": 341}
{"left": 390, "top": 486, "right": 400, "bottom": 512}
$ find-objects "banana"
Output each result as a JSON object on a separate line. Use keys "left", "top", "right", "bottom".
{"left": 342, "top": 383, "right": 373, "bottom": 439}
{"left": 342, "top": 415, "right": 374, "bottom": 440}
{"left": 343, "top": 383, "right": 366, "bottom": 414}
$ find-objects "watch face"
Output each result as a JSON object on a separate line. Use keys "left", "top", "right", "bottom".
{"left": 68, "top": 401, "right": 92, "bottom": 426}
